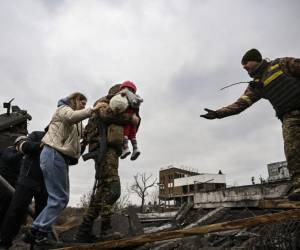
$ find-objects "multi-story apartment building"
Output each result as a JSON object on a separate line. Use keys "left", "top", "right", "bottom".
{"left": 267, "top": 161, "right": 290, "bottom": 182}
{"left": 158, "top": 165, "right": 226, "bottom": 206}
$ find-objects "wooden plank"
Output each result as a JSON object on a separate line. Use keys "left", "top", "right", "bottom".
{"left": 55, "top": 209, "right": 300, "bottom": 250}
{"left": 258, "top": 199, "right": 300, "bottom": 209}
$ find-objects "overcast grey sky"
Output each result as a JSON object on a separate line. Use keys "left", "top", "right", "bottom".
{"left": 1, "top": 0, "right": 299, "bottom": 206}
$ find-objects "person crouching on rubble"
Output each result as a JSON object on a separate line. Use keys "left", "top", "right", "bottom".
{"left": 0, "top": 137, "right": 24, "bottom": 229}
{"left": 0, "top": 131, "right": 47, "bottom": 250}
{"left": 109, "top": 81, "right": 143, "bottom": 160}
{"left": 23, "top": 92, "right": 102, "bottom": 247}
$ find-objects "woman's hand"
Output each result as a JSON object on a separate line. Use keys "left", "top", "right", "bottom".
{"left": 91, "top": 102, "right": 107, "bottom": 113}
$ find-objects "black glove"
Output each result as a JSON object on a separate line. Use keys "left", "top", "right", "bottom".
{"left": 249, "top": 80, "right": 263, "bottom": 89}
{"left": 200, "top": 108, "right": 218, "bottom": 120}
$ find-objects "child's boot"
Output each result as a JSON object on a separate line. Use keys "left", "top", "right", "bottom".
{"left": 121, "top": 137, "right": 131, "bottom": 159}
{"left": 130, "top": 138, "right": 140, "bottom": 160}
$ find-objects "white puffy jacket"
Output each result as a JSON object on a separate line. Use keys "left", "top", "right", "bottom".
{"left": 42, "top": 105, "right": 92, "bottom": 160}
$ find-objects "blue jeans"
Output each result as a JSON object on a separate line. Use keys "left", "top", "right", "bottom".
{"left": 32, "top": 145, "right": 69, "bottom": 232}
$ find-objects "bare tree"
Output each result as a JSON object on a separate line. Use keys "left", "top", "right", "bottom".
{"left": 131, "top": 172, "right": 157, "bottom": 212}
{"left": 149, "top": 186, "right": 159, "bottom": 206}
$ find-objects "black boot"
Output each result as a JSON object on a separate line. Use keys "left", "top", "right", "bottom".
{"left": 22, "top": 228, "right": 58, "bottom": 248}
{"left": 22, "top": 228, "right": 47, "bottom": 244}
{"left": 288, "top": 188, "right": 300, "bottom": 201}
{"left": 100, "top": 217, "right": 123, "bottom": 241}
{"left": 288, "top": 176, "right": 300, "bottom": 201}
{"left": 0, "top": 239, "right": 10, "bottom": 250}
{"left": 74, "top": 217, "right": 96, "bottom": 243}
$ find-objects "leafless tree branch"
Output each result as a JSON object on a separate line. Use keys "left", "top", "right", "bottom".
{"left": 130, "top": 172, "right": 157, "bottom": 212}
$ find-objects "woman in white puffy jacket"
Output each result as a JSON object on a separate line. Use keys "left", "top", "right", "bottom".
{"left": 26, "top": 92, "right": 101, "bottom": 244}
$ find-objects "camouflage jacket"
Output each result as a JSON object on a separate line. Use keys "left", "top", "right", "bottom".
{"left": 215, "top": 57, "right": 300, "bottom": 118}
{"left": 84, "top": 96, "right": 133, "bottom": 152}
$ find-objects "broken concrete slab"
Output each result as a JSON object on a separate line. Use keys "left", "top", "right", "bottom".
{"left": 194, "top": 181, "right": 292, "bottom": 208}
{"left": 111, "top": 214, "right": 130, "bottom": 236}
{"left": 54, "top": 209, "right": 300, "bottom": 250}
{"left": 185, "top": 207, "right": 229, "bottom": 229}
{"left": 128, "top": 206, "right": 144, "bottom": 236}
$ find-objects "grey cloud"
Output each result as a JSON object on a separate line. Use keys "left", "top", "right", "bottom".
{"left": 0, "top": 0, "right": 299, "bottom": 205}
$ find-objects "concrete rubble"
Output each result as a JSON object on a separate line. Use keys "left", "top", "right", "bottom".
{"left": 8, "top": 181, "right": 300, "bottom": 250}
{"left": 52, "top": 205, "right": 300, "bottom": 250}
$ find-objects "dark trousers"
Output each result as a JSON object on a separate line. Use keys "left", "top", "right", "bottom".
{"left": 0, "top": 188, "right": 12, "bottom": 229}
{"left": 0, "top": 184, "right": 47, "bottom": 247}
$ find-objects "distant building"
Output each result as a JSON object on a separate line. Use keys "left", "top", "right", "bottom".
{"left": 194, "top": 181, "right": 291, "bottom": 208}
{"left": 267, "top": 161, "right": 290, "bottom": 182}
{"left": 158, "top": 165, "right": 226, "bottom": 207}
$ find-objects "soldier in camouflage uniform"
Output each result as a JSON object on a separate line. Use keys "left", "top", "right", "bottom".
{"left": 201, "top": 48, "right": 300, "bottom": 201}
{"left": 75, "top": 84, "right": 140, "bottom": 242}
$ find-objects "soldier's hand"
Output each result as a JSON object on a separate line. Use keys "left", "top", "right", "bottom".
{"left": 131, "top": 114, "right": 140, "bottom": 126}
{"left": 200, "top": 108, "right": 218, "bottom": 120}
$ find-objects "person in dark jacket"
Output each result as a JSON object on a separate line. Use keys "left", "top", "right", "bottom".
{"left": 0, "top": 131, "right": 47, "bottom": 250}
{"left": 0, "top": 139, "right": 24, "bottom": 229}
{"left": 201, "top": 48, "right": 300, "bottom": 201}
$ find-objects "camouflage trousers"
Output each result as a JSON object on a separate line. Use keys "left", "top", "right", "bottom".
{"left": 282, "top": 110, "right": 300, "bottom": 186}
{"left": 76, "top": 147, "right": 121, "bottom": 237}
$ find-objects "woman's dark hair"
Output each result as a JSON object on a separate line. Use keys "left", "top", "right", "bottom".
{"left": 68, "top": 92, "right": 87, "bottom": 110}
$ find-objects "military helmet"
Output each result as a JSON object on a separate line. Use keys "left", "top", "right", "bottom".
{"left": 107, "top": 84, "right": 121, "bottom": 98}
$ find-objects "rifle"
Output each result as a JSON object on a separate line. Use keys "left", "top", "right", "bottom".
{"left": 82, "top": 118, "right": 107, "bottom": 202}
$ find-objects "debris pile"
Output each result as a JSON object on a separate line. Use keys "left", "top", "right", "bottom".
{"left": 52, "top": 200, "right": 300, "bottom": 250}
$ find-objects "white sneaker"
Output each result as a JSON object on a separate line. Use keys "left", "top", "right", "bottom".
{"left": 121, "top": 148, "right": 131, "bottom": 159}
{"left": 130, "top": 149, "right": 140, "bottom": 161}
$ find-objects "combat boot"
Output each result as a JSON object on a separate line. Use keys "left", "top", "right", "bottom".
{"left": 288, "top": 175, "right": 300, "bottom": 201}
{"left": 22, "top": 228, "right": 59, "bottom": 249}
{"left": 74, "top": 217, "right": 96, "bottom": 243}
{"left": 130, "top": 138, "right": 140, "bottom": 161}
{"left": 0, "top": 238, "right": 11, "bottom": 250}
{"left": 0, "top": 241, "right": 9, "bottom": 250}
{"left": 99, "top": 218, "right": 123, "bottom": 241}
{"left": 22, "top": 228, "right": 47, "bottom": 244}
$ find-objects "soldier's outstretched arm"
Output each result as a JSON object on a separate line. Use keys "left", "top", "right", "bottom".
{"left": 201, "top": 86, "right": 261, "bottom": 119}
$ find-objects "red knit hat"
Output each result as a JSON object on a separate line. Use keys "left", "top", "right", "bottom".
{"left": 120, "top": 81, "right": 137, "bottom": 93}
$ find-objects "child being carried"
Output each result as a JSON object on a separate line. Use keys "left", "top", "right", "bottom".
{"left": 109, "top": 81, "right": 143, "bottom": 160}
